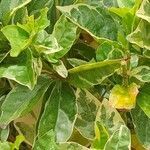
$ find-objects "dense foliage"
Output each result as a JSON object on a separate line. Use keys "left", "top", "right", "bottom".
{"left": 0, "top": 0, "right": 150, "bottom": 149}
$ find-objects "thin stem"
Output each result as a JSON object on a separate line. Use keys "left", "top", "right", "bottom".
{"left": 122, "top": 47, "right": 131, "bottom": 87}
{"left": 122, "top": 63, "right": 129, "bottom": 87}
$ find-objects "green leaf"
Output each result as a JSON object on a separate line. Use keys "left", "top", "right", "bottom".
{"left": 95, "top": 99, "right": 125, "bottom": 135}
{"left": 68, "top": 60, "right": 121, "bottom": 88}
{"left": 33, "top": 130, "right": 58, "bottom": 150}
{"left": 116, "top": 0, "right": 135, "bottom": 8}
{"left": 1, "top": 25, "right": 31, "bottom": 57}
{"left": 1, "top": 7, "right": 50, "bottom": 57}
{"left": 17, "top": 7, "right": 50, "bottom": 33}
{"left": 130, "top": 66, "right": 150, "bottom": 82}
{"left": 96, "top": 41, "right": 123, "bottom": 61}
{"left": 35, "top": 7, "right": 50, "bottom": 31}
{"left": 137, "top": 84, "right": 150, "bottom": 118}
{"left": 100, "top": 0, "right": 118, "bottom": 7}
{"left": 109, "top": 7, "right": 131, "bottom": 18}
{"left": 75, "top": 89, "right": 101, "bottom": 139}
{"left": 37, "top": 82, "right": 77, "bottom": 142}
{"left": 45, "top": 15, "right": 77, "bottom": 63}
{"left": 0, "top": 96, "right": 5, "bottom": 108}
{"left": 11, "top": 134, "right": 25, "bottom": 150}
{"left": 34, "top": 129, "right": 89, "bottom": 150}
{"left": 28, "top": 0, "right": 54, "bottom": 14}
{"left": 127, "top": 20, "right": 150, "bottom": 50}
{"left": 14, "top": 101, "right": 42, "bottom": 146}
{"left": 58, "top": 142, "right": 89, "bottom": 150}
{"left": 0, "top": 141, "right": 11, "bottom": 150}
{"left": 57, "top": 4, "right": 118, "bottom": 41}
{"left": 136, "top": 0, "right": 150, "bottom": 23}
{"left": 0, "top": 126, "right": 9, "bottom": 142}
{"left": 143, "top": 49, "right": 150, "bottom": 58}
{"left": 52, "top": 15, "right": 77, "bottom": 57}
{"left": 92, "top": 123, "right": 109, "bottom": 149}
{"left": 77, "top": 0, "right": 102, "bottom": 6}
{"left": 132, "top": 105, "right": 150, "bottom": 149}
{"left": 0, "top": 50, "right": 42, "bottom": 89}
{"left": 96, "top": 42, "right": 113, "bottom": 61}
{"left": 77, "top": 0, "right": 118, "bottom": 7}
{"left": 0, "top": 0, "right": 31, "bottom": 25}
{"left": 12, "top": 6, "right": 27, "bottom": 24}
{"left": 52, "top": 60, "right": 68, "bottom": 78}
{"left": 0, "top": 76, "right": 51, "bottom": 126}
{"left": 59, "top": 0, "right": 76, "bottom": 6}
{"left": 104, "top": 125, "right": 131, "bottom": 150}
{"left": 93, "top": 100, "right": 126, "bottom": 149}
{"left": 67, "top": 58, "right": 88, "bottom": 67}
{"left": 34, "top": 32, "right": 63, "bottom": 54}
{"left": 130, "top": 54, "right": 139, "bottom": 68}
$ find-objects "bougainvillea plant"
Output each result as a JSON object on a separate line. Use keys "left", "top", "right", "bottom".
{"left": 0, "top": 0, "right": 150, "bottom": 149}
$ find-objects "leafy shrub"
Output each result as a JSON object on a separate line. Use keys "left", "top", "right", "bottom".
{"left": 0, "top": 0, "right": 150, "bottom": 149}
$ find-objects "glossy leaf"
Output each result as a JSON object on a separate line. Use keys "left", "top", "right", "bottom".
{"left": 0, "top": 126, "right": 9, "bottom": 142}
{"left": 93, "top": 99, "right": 126, "bottom": 149}
{"left": 131, "top": 66, "right": 150, "bottom": 82}
{"left": 132, "top": 105, "right": 150, "bottom": 149}
{"left": 96, "top": 41, "right": 123, "bottom": 61}
{"left": 68, "top": 60, "right": 121, "bottom": 88}
{"left": 92, "top": 123, "right": 109, "bottom": 149}
{"left": 45, "top": 15, "right": 77, "bottom": 63}
{"left": 1, "top": 25, "right": 30, "bottom": 57}
{"left": 33, "top": 130, "right": 58, "bottom": 150}
{"left": 34, "top": 31, "right": 62, "bottom": 54}
{"left": 34, "top": 8, "right": 50, "bottom": 31}
{"left": 52, "top": 60, "right": 68, "bottom": 78}
{"left": 37, "top": 82, "right": 77, "bottom": 142}
{"left": 100, "top": 0, "right": 118, "bottom": 7}
{"left": 127, "top": 20, "right": 150, "bottom": 50}
{"left": 75, "top": 89, "right": 101, "bottom": 139}
{"left": 58, "top": 142, "right": 89, "bottom": 150}
{"left": 96, "top": 99, "right": 125, "bottom": 134}
{"left": 57, "top": 4, "right": 118, "bottom": 41}
{"left": 130, "top": 54, "right": 139, "bottom": 69}
{"left": 143, "top": 49, "right": 150, "bottom": 58}
{"left": 68, "top": 58, "right": 88, "bottom": 67}
{"left": 0, "top": 0, "right": 31, "bottom": 25}
{"left": 136, "top": 0, "right": 150, "bottom": 23}
{"left": 0, "top": 76, "right": 51, "bottom": 126}
{"left": 109, "top": 7, "right": 131, "bottom": 18}
{"left": 137, "top": 84, "right": 150, "bottom": 118}
{"left": 2, "top": 8, "right": 50, "bottom": 57}
{"left": 17, "top": 7, "right": 50, "bottom": 33}
{"left": 0, "top": 50, "right": 42, "bottom": 89}
{"left": 28, "top": 0, "right": 54, "bottom": 14}
{"left": 104, "top": 125, "right": 131, "bottom": 150}
{"left": 77, "top": 0, "right": 102, "bottom": 6}
{"left": 117, "top": 0, "right": 135, "bottom": 8}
